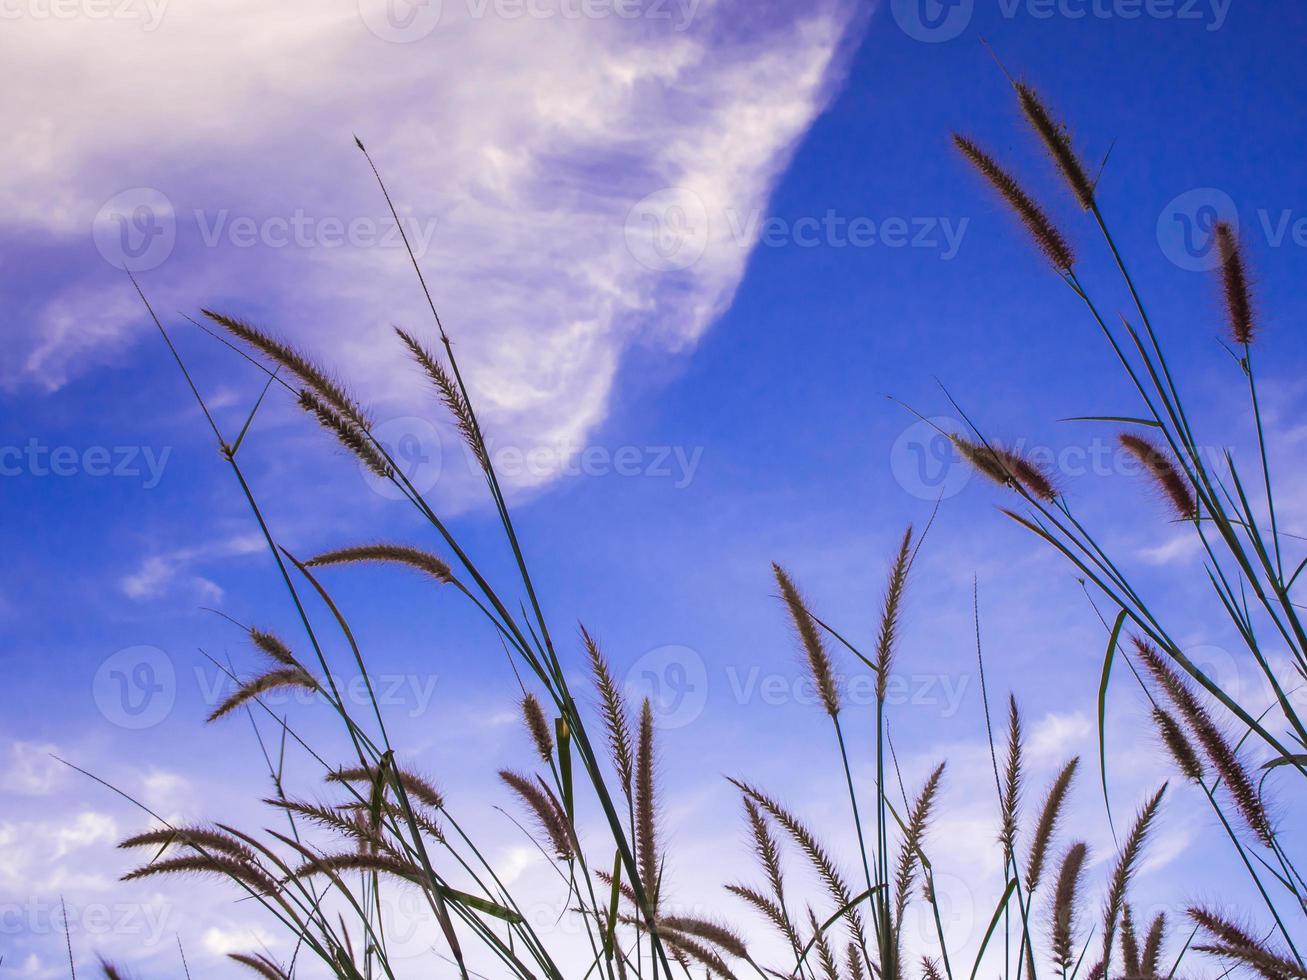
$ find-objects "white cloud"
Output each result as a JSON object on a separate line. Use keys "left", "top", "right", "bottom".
{"left": 201, "top": 924, "right": 277, "bottom": 956}
{"left": 1027, "top": 710, "right": 1093, "bottom": 762}
{"left": 1, "top": 741, "right": 66, "bottom": 796}
{"left": 118, "top": 532, "right": 281, "bottom": 601}
{"left": 1137, "top": 530, "right": 1203, "bottom": 566}
{"left": 0, "top": 0, "right": 866, "bottom": 493}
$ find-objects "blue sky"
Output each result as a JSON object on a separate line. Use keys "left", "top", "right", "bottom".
{"left": 3, "top": 0, "right": 1307, "bottom": 975}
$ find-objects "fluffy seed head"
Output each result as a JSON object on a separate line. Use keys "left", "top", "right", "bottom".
{"left": 297, "top": 390, "right": 392, "bottom": 480}
{"left": 952, "top": 436, "right": 1058, "bottom": 501}
{"left": 1137, "top": 640, "right": 1272, "bottom": 846}
{"left": 1016, "top": 83, "right": 1096, "bottom": 210}
{"left": 1118, "top": 433, "right": 1196, "bottom": 521}
{"left": 1051, "top": 842, "right": 1089, "bottom": 972}
{"left": 1151, "top": 706, "right": 1204, "bottom": 783}
{"left": 875, "top": 527, "right": 914, "bottom": 703}
{"left": 521, "top": 693, "right": 554, "bottom": 763}
{"left": 1214, "top": 221, "right": 1255, "bottom": 345}
{"left": 773, "top": 563, "right": 840, "bottom": 717}
{"left": 207, "top": 667, "right": 318, "bottom": 723}
{"left": 953, "top": 134, "right": 1075, "bottom": 271}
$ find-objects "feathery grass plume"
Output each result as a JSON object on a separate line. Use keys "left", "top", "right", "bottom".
{"left": 305, "top": 543, "right": 454, "bottom": 584}
{"left": 738, "top": 796, "right": 802, "bottom": 953}
{"left": 1194, "top": 942, "right": 1307, "bottom": 980}
{"left": 636, "top": 698, "right": 660, "bottom": 910}
{"left": 1150, "top": 706, "right": 1204, "bottom": 783}
{"left": 995, "top": 444, "right": 1059, "bottom": 502}
{"left": 1117, "top": 433, "right": 1196, "bottom": 521}
{"left": 1188, "top": 907, "right": 1305, "bottom": 980}
{"left": 394, "top": 326, "right": 490, "bottom": 473}
{"left": 1121, "top": 904, "right": 1142, "bottom": 979}
{"left": 1215, "top": 221, "right": 1255, "bottom": 345}
{"left": 849, "top": 945, "right": 868, "bottom": 980}
{"left": 521, "top": 692, "right": 554, "bottom": 763}
{"left": 725, "top": 884, "right": 801, "bottom": 955}
{"left": 293, "top": 851, "right": 422, "bottom": 883}
{"left": 730, "top": 778, "right": 868, "bottom": 955}
{"left": 894, "top": 762, "right": 945, "bottom": 927}
{"left": 1015, "top": 83, "right": 1096, "bottom": 210}
{"left": 122, "top": 854, "right": 279, "bottom": 895}
{"left": 337, "top": 799, "right": 445, "bottom": 843}
{"left": 119, "top": 826, "right": 258, "bottom": 864}
{"left": 658, "top": 915, "right": 749, "bottom": 960}
{"left": 229, "top": 952, "right": 290, "bottom": 980}
{"left": 922, "top": 957, "right": 944, "bottom": 980}
{"left": 809, "top": 908, "right": 842, "bottom": 980}
{"left": 951, "top": 436, "right": 1058, "bottom": 502}
{"left": 660, "top": 928, "right": 741, "bottom": 980}
{"left": 1050, "top": 842, "right": 1088, "bottom": 973}
{"left": 1141, "top": 913, "right": 1167, "bottom": 979}
{"left": 1026, "top": 757, "right": 1079, "bottom": 892}
{"left": 249, "top": 628, "right": 299, "bottom": 667}
{"left": 203, "top": 309, "right": 372, "bottom": 431}
{"left": 952, "top": 434, "right": 1012, "bottom": 486}
{"left": 329, "top": 764, "right": 445, "bottom": 810}
{"left": 207, "top": 666, "right": 318, "bottom": 722}
{"left": 265, "top": 798, "right": 385, "bottom": 850}
{"left": 999, "top": 695, "right": 1023, "bottom": 864}
{"left": 500, "top": 770, "right": 574, "bottom": 861}
{"left": 582, "top": 625, "right": 635, "bottom": 798}
{"left": 1136, "top": 640, "right": 1273, "bottom": 846}
{"left": 876, "top": 526, "right": 914, "bottom": 701}
{"left": 1101, "top": 786, "right": 1167, "bottom": 972}
{"left": 953, "top": 134, "right": 1075, "bottom": 271}
{"left": 772, "top": 563, "right": 840, "bottom": 717}
{"left": 297, "top": 389, "right": 392, "bottom": 480}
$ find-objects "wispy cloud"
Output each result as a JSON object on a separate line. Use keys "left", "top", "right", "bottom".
{"left": 1, "top": 0, "right": 866, "bottom": 495}
{"left": 118, "top": 532, "right": 270, "bottom": 602}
